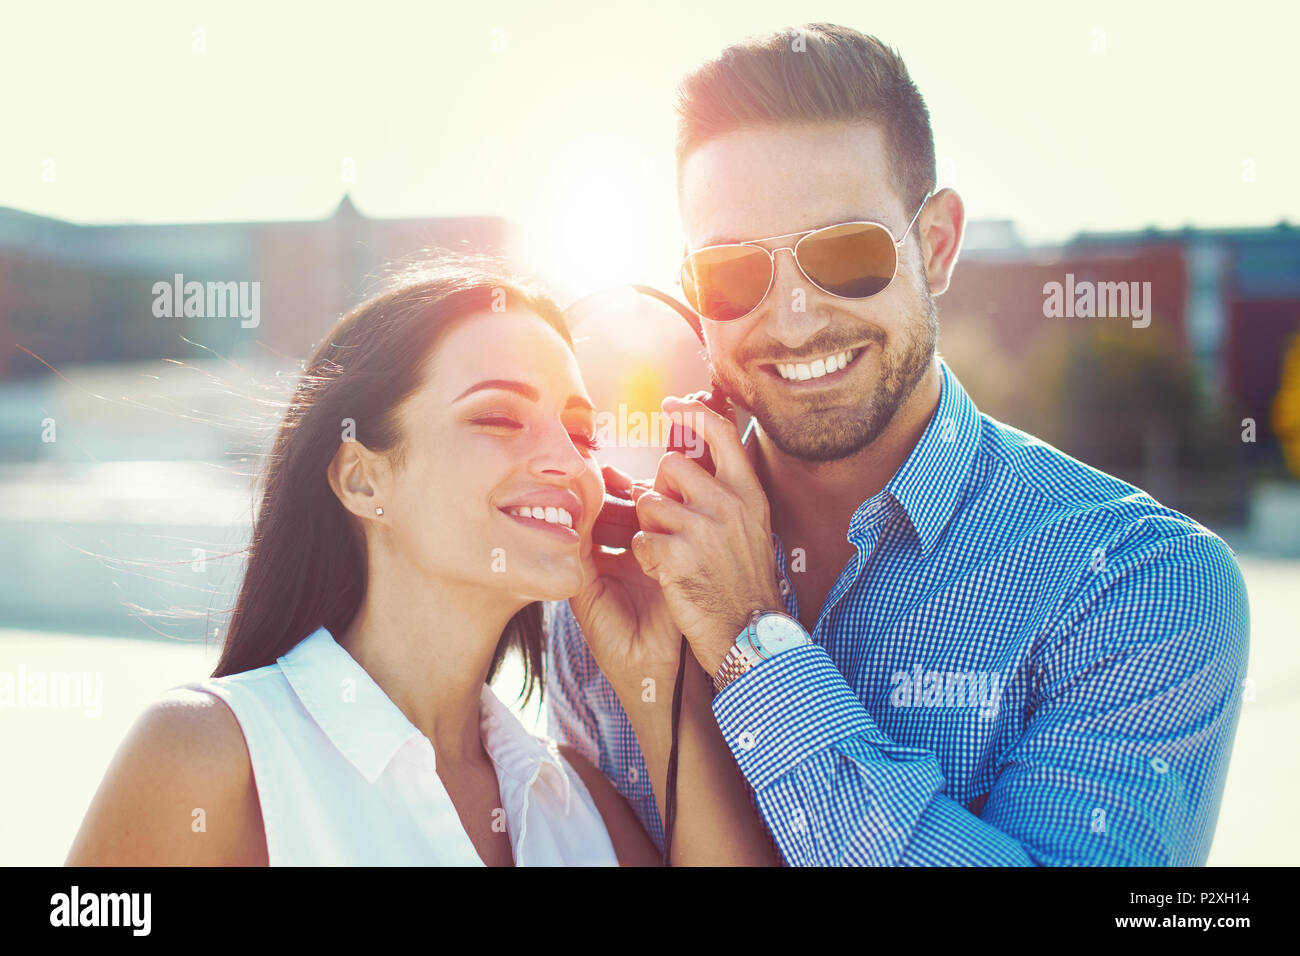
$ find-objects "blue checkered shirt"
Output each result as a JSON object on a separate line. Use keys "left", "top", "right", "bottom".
{"left": 545, "top": 357, "right": 1250, "bottom": 865}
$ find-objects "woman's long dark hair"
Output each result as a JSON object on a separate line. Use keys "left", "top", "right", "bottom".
{"left": 212, "top": 257, "right": 572, "bottom": 705}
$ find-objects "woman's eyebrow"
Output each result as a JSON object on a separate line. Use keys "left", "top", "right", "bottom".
{"left": 452, "top": 379, "right": 538, "bottom": 403}
{"left": 452, "top": 379, "right": 594, "bottom": 411}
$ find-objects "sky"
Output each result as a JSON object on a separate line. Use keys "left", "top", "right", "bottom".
{"left": 2, "top": 0, "right": 1296, "bottom": 298}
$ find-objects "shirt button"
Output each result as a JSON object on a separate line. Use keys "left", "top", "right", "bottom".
{"left": 779, "top": 579, "right": 792, "bottom": 596}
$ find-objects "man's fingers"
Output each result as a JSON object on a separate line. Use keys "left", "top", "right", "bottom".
{"left": 662, "top": 395, "right": 760, "bottom": 498}
{"left": 630, "top": 528, "right": 686, "bottom": 579}
{"left": 651, "top": 451, "right": 735, "bottom": 514}
{"left": 635, "top": 489, "right": 696, "bottom": 535}
{"left": 651, "top": 455, "right": 680, "bottom": 500}
{"left": 629, "top": 529, "right": 662, "bottom": 577}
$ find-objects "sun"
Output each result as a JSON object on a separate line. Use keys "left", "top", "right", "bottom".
{"left": 508, "top": 138, "right": 681, "bottom": 306}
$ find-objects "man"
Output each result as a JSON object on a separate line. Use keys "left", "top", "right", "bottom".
{"left": 547, "top": 23, "right": 1249, "bottom": 865}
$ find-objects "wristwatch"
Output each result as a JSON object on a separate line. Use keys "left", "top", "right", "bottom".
{"left": 712, "top": 609, "right": 812, "bottom": 693}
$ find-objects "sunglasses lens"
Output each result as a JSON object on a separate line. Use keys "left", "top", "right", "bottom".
{"left": 797, "top": 222, "right": 897, "bottom": 297}
{"left": 681, "top": 245, "right": 772, "bottom": 321}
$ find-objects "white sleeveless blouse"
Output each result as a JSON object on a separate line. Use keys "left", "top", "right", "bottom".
{"left": 180, "top": 626, "right": 618, "bottom": 866}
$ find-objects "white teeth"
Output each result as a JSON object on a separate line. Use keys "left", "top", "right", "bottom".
{"left": 776, "top": 349, "right": 858, "bottom": 381}
{"left": 508, "top": 505, "right": 575, "bottom": 528}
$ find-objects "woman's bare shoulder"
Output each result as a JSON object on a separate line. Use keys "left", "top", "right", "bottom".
{"left": 65, "top": 688, "right": 267, "bottom": 866}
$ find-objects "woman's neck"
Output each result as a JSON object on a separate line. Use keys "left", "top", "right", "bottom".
{"left": 336, "top": 549, "right": 522, "bottom": 767}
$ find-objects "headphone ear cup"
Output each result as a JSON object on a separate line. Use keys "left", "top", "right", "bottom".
{"left": 592, "top": 490, "right": 639, "bottom": 548}
{"left": 665, "top": 384, "right": 735, "bottom": 478}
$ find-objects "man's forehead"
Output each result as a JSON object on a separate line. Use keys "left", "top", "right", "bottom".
{"left": 678, "top": 122, "right": 900, "bottom": 246}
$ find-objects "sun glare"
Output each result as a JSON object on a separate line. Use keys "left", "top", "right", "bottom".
{"left": 511, "top": 139, "right": 680, "bottom": 305}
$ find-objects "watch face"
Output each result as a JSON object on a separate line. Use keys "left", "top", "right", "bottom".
{"left": 753, "top": 613, "right": 810, "bottom": 657}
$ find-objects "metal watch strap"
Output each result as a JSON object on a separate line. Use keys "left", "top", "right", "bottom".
{"left": 712, "top": 642, "right": 753, "bottom": 694}
{"left": 712, "top": 609, "right": 762, "bottom": 693}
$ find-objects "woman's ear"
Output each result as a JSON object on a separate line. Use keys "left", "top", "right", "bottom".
{"left": 327, "top": 439, "right": 388, "bottom": 520}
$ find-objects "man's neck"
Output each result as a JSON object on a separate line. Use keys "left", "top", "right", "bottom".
{"left": 752, "top": 357, "right": 942, "bottom": 542}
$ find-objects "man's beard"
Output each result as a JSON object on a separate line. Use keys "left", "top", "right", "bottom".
{"left": 710, "top": 290, "right": 938, "bottom": 463}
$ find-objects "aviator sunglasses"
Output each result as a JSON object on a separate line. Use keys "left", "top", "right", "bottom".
{"left": 679, "top": 192, "right": 932, "bottom": 322}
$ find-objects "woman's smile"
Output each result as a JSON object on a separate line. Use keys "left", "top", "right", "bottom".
{"left": 498, "top": 489, "right": 584, "bottom": 542}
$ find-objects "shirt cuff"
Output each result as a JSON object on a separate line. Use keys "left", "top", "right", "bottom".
{"left": 712, "top": 643, "right": 891, "bottom": 790}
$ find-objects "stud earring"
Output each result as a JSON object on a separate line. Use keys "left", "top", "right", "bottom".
{"left": 375, "top": 506, "right": 384, "bottom": 516}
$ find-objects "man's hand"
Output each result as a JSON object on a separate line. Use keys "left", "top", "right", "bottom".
{"left": 630, "top": 396, "right": 785, "bottom": 676}
{"left": 569, "top": 464, "right": 682, "bottom": 697}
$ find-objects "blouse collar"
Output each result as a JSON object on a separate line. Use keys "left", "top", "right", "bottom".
{"left": 278, "top": 627, "right": 572, "bottom": 817}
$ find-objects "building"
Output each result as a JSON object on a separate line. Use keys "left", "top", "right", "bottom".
{"left": 0, "top": 197, "right": 510, "bottom": 378}
{"left": 939, "top": 219, "right": 1300, "bottom": 468}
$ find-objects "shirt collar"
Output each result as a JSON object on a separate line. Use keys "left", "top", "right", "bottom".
{"left": 871, "top": 357, "right": 982, "bottom": 558}
{"left": 278, "top": 626, "right": 570, "bottom": 810}
{"left": 278, "top": 627, "right": 424, "bottom": 784}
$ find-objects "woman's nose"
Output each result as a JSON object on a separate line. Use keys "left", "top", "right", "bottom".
{"left": 529, "top": 421, "right": 587, "bottom": 479}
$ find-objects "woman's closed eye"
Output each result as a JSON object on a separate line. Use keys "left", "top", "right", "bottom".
{"left": 471, "top": 415, "right": 523, "bottom": 432}
{"left": 570, "top": 431, "right": 601, "bottom": 452}
{"left": 470, "top": 415, "right": 601, "bottom": 453}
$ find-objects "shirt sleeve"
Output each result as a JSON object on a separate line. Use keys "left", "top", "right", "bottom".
{"left": 543, "top": 601, "right": 602, "bottom": 768}
{"left": 543, "top": 599, "right": 667, "bottom": 851}
{"left": 711, "top": 527, "right": 1250, "bottom": 866}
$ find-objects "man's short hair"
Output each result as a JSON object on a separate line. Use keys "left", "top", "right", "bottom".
{"left": 675, "top": 23, "right": 937, "bottom": 210}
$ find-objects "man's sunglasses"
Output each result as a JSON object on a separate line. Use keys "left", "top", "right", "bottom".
{"left": 679, "top": 192, "right": 932, "bottom": 322}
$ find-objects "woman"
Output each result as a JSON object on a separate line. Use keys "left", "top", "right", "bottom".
{"left": 65, "top": 259, "right": 774, "bottom": 866}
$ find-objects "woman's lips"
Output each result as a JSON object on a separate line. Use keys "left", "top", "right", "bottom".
{"left": 499, "top": 507, "right": 581, "bottom": 542}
